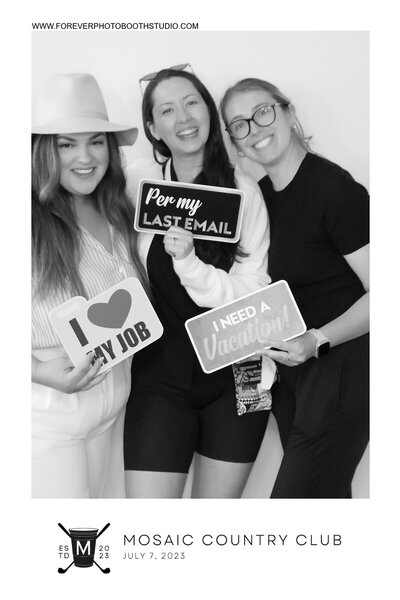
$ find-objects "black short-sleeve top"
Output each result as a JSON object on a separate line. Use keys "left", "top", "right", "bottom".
{"left": 258, "top": 152, "right": 369, "bottom": 329}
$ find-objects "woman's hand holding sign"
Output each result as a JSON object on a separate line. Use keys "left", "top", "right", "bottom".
{"left": 258, "top": 331, "right": 317, "bottom": 367}
{"left": 164, "top": 225, "right": 195, "bottom": 261}
{"left": 32, "top": 352, "right": 110, "bottom": 394}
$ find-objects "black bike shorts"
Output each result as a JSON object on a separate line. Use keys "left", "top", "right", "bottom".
{"left": 124, "top": 363, "right": 269, "bottom": 473}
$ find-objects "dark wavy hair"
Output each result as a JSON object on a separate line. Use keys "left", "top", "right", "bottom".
{"left": 32, "top": 132, "right": 149, "bottom": 299}
{"left": 142, "top": 68, "right": 246, "bottom": 268}
{"left": 220, "top": 77, "right": 311, "bottom": 152}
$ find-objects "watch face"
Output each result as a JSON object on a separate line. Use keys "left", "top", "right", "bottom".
{"left": 317, "top": 341, "right": 330, "bottom": 357}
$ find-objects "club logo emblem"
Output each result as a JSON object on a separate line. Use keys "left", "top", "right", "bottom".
{"left": 58, "top": 522, "right": 111, "bottom": 574}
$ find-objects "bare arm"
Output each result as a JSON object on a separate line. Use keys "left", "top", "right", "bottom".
{"left": 319, "top": 244, "right": 369, "bottom": 344}
{"left": 260, "top": 244, "right": 369, "bottom": 366}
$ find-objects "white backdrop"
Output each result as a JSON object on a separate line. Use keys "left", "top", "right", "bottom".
{"left": 32, "top": 31, "right": 369, "bottom": 187}
{"left": 32, "top": 30, "right": 369, "bottom": 498}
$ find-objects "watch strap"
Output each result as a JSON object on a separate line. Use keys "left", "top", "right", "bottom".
{"left": 309, "top": 328, "right": 329, "bottom": 343}
{"left": 309, "top": 328, "right": 330, "bottom": 358}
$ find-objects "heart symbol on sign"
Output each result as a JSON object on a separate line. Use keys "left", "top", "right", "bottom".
{"left": 87, "top": 289, "right": 132, "bottom": 329}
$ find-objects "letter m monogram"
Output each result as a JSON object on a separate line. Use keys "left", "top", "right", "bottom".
{"left": 76, "top": 540, "right": 90, "bottom": 555}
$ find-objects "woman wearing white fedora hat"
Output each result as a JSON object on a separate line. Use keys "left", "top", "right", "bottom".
{"left": 31, "top": 73, "right": 148, "bottom": 498}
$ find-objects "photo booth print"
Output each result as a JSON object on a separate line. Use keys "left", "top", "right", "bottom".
{"left": 58, "top": 523, "right": 110, "bottom": 574}
{"left": 49, "top": 278, "right": 163, "bottom": 373}
{"left": 185, "top": 280, "right": 307, "bottom": 373}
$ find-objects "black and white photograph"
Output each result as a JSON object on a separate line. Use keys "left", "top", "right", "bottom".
{"left": 2, "top": 2, "right": 399, "bottom": 598}
{"left": 31, "top": 29, "right": 370, "bottom": 501}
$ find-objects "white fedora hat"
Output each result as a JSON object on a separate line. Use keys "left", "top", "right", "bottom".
{"left": 32, "top": 73, "right": 138, "bottom": 146}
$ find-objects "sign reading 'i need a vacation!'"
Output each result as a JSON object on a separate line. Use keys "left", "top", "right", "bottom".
{"left": 134, "top": 179, "right": 245, "bottom": 242}
{"left": 185, "top": 281, "right": 307, "bottom": 374}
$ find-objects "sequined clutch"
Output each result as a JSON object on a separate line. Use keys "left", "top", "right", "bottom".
{"left": 232, "top": 358, "right": 272, "bottom": 416}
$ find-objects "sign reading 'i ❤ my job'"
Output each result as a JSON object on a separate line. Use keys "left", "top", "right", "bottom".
{"left": 134, "top": 179, "right": 245, "bottom": 242}
{"left": 185, "top": 281, "right": 306, "bottom": 374}
{"left": 49, "top": 278, "right": 163, "bottom": 373}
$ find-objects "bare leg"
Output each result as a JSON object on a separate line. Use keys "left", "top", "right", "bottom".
{"left": 125, "top": 470, "right": 187, "bottom": 498}
{"left": 191, "top": 453, "right": 253, "bottom": 498}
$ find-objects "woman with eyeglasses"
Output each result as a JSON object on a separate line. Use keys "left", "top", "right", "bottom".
{"left": 220, "top": 78, "right": 369, "bottom": 498}
{"left": 123, "top": 67, "right": 275, "bottom": 498}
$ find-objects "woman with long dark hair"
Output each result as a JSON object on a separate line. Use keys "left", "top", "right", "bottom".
{"left": 221, "top": 78, "right": 369, "bottom": 498}
{"left": 123, "top": 67, "right": 275, "bottom": 498}
{"left": 32, "top": 73, "right": 147, "bottom": 498}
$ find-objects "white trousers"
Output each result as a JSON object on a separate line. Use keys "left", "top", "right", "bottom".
{"left": 32, "top": 355, "right": 131, "bottom": 498}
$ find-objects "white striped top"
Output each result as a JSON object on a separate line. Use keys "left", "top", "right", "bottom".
{"left": 32, "top": 226, "right": 138, "bottom": 350}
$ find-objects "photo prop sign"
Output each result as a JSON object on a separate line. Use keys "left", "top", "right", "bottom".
{"left": 49, "top": 278, "right": 163, "bottom": 373}
{"left": 134, "top": 179, "right": 245, "bottom": 242}
{"left": 185, "top": 280, "right": 306, "bottom": 373}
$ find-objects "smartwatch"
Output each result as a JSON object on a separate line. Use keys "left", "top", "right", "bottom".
{"left": 309, "top": 329, "right": 330, "bottom": 358}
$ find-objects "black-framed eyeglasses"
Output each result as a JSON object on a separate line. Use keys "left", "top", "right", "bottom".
{"left": 139, "top": 63, "right": 194, "bottom": 95}
{"left": 225, "top": 103, "right": 289, "bottom": 140}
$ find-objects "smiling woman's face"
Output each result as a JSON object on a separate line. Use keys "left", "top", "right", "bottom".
{"left": 57, "top": 132, "right": 109, "bottom": 198}
{"left": 149, "top": 76, "right": 210, "bottom": 161}
{"left": 224, "top": 89, "right": 295, "bottom": 168}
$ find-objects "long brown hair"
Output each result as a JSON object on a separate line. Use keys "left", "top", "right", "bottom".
{"left": 142, "top": 69, "right": 246, "bottom": 268}
{"left": 32, "top": 132, "right": 148, "bottom": 299}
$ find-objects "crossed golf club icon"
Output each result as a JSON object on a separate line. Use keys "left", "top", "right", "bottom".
{"left": 58, "top": 522, "right": 111, "bottom": 574}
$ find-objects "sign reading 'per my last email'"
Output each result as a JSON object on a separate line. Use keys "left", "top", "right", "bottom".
{"left": 49, "top": 278, "right": 163, "bottom": 374}
{"left": 134, "top": 179, "right": 245, "bottom": 242}
{"left": 185, "top": 280, "right": 306, "bottom": 374}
